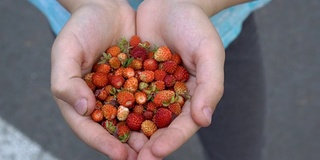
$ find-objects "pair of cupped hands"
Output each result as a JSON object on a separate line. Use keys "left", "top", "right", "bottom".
{"left": 51, "top": 0, "right": 225, "bottom": 159}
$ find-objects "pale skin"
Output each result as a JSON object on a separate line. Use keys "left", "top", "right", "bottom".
{"left": 51, "top": 0, "right": 249, "bottom": 159}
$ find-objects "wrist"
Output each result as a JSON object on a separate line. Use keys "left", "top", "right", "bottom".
{"left": 58, "top": 0, "right": 117, "bottom": 13}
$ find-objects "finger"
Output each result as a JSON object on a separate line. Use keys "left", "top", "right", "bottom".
{"left": 127, "top": 131, "right": 149, "bottom": 153}
{"left": 56, "top": 99, "right": 130, "bottom": 160}
{"left": 191, "top": 36, "right": 225, "bottom": 127}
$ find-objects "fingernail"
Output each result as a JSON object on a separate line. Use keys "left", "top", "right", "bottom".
{"left": 75, "top": 98, "right": 88, "bottom": 116}
{"left": 203, "top": 107, "right": 213, "bottom": 124}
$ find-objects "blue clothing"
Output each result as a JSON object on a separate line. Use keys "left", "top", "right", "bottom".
{"left": 28, "top": 0, "right": 270, "bottom": 48}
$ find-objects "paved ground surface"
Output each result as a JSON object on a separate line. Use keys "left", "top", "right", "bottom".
{"left": 1, "top": 0, "right": 319, "bottom": 160}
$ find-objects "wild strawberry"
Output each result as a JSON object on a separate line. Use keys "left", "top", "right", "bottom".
{"left": 102, "top": 119, "right": 117, "bottom": 134}
{"left": 153, "top": 108, "right": 172, "bottom": 128}
{"left": 139, "top": 41, "right": 151, "bottom": 49}
{"left": 110, "top": 75, "right": 125, "bottom": 89}
{"left": 151, "top": 81, "right": 165, "bottom": 91}
{"left": 116, "top": 122, "right": 131, "bottom": 143}
{"left": 139, "top": 70, "right": 154, "bottom": 83}
{"left": 139, "top": 82, "right": 149, "bottom": 91}
{"left": 135, "top": 91, "right": 147, "bottom": 105}
{"left": 154, "top": 69, "right": 167, "bottom": 81}
{"left": 101, "top": 104, "right": 117, "bottom": 120}
{"left": 174, "top": 81, "right": 188, "bottom": 96}
{"left": 148, "top": 51, "right": 154, "bottom": 59}
{"left": 92, "top": 72, "right": 108, "bottom": 88}
{"left": 130, "top": 46, "right": 148, "bottom": 61}
{"left": 143, "top": 110, "right": 154, "bottom": 120}
{"left": 106, "top": 45, "right": 121, "bottom": 57}
{"left": 95, "top": 100, "right": 103, "bottom": 109}
{"left": 162, "top": 60, "right": 178, "bottom": 74}
{"left": 105, "top": 95, "right": 116, "bottom": 103}
{"left": 123, "top": 77, "right": 138, "bottom": 92}
{"left": 109, "top": 57, "right": 121, "bottom": 69}
{"left": 91, "top": 109, "right": 104, "bottom": 122}
{"left": 171, "top": 53, "right": 182, "bottom": 65}
{"left": 164, "top": 75, "right": 176, "bottom": 88}
{"left": 95, "top": 88, "right": 108, "bottom": 101}
{"left": 133, "top": 105, "right": 144, "bottom": 115}
{"left": 84, "top": 72, "right": 94, "bottom": 82}
{"left": 126, "top": 113, "right": 144, "bottom": 131}
{"left": 129, "top": 35, "right": 141, "bottom": 47}
{"left": 123, "top": 67, "right": 135, "bottom": 79}
{"left": 143, "top": 58, "right": 158, "bottom": 71}
{"left": 175, "top": 95, "right": 185, "bottom": 106}
{"left": 117, "top": 91, "right": 135, "bottom": 108}
{"left": 129, "top": 59, "right": 143, "bottom": 70}
{"left": 95, "top": 63, "right": 111, "bottom": 74}
{"left": 154, "top": 46, "right": 172, "bottom": 62}
{"left": 114, "top": 67, "right": 124, "bottom": 76}
{"left": 173, "top": 66, "right": 189, "bottom": 82}
{"left": 146, "top": 102, "right": 157, "bottom": 112}
{"left": 117, "top": 52, "right": 128, "bottom": 64}
{"left": 117, "top": 105, "right": 129, "bottom": 121}
{"left": 168, "top": 103, "right": 182, "bottom": 116}
{"left": 104, "top": 85, "right": 115, "bottom": 95}
{"left": 86, "top": 81, "right": 96, "bottom": 91}
{"left": 141, "top": 120, "right": 157, "bottom": 137}
{"left": 153, "top": 90, "right": 175, "bottom": 107}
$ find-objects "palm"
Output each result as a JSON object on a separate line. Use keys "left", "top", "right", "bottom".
{"left": 135, "top": 0, "right": 225, "bottom": 158}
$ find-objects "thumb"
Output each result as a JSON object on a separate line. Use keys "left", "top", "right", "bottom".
{"left": 51, "top": 40, "right": 96, "bottom": 116}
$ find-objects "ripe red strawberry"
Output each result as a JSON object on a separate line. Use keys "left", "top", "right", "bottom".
{"left": 130, "top": 46, "right": 148, "bottom": 61}
{"left": 162, "top": 60, "right": 178, "bottom": 74}
{"left": 123, "top": 67, "right": 135, "bottom": 78}
{"left": 101, "top": 104, "right": 117, "bottom": 120}
{"left": 153, "top": 90, "right": 175, "bottom": 107}
{"left": 103, "top": 85, "right": 115, "bottom": 95}
{"left": 129, "top": 35, "right": 141, "bottom": 47}
{"left": 133, "top": 105, "right": 144, "bottom": 115}
{"left": 154, "top": 46, "right": 172, "bottom": 62}
{"left": 126, "top": 113, "right": 144, "bottom": 131}
{"left": 117, "top": 105, "right": 129, "bottom": 121}
{"left": 91, "top": 109, "right": 104, "bottom": 122}
{"left": 116, "top": 122, "right": 131, "bottom": 143}
{"left": 117, "top": 91, "right": 135, "bottom": 108}
{"left": 154, "top": 69, "right": 167, "bottom": 81}
{"left": 146, "top": 102, "right": 157, "bottom": 112}
{"left": 129, "top": 59, "right": 143, "bottom": 70}
{"left": 143, "top": 58, "right": 158, "bottom": 71}
{"left": 173, "top": 66, "right": 189, "bottom": 82}
{"left": 106, "top": 45, "right": 121, "bottom": 57}
{"left": 174, "top": 81, "right": 188, "bottom": 96}
{"left": 168, "top": 103, "right": 182, "bottom": 116}
{"left": 123, "top": 77, "right": 138, "bottom": 92}
{"left": 114, "top": 67, "right": 124, "bottom": 76}
{"left": 95, "top": 63, "right": 111, "bottom": 74}
{"left": 164, "top": 74, "right": 176, "bottom": 88}
{"left": 95, "top": 100, "right": 103, "bottom": 109}
{"left": 151, "top": 81, "right": 165, "bottom": 91}
{"left": 141, "top": 120, "right": 157, "bottom": 137}
{"left": 171, "top": 53, "right": 182, "bottom": 65}
{"left": 84, "top": 72, "right": 94, "bottom": 82}
{"left": 95, "top": 88, "right": 108, "bottom": 101}
{"left": 92, "top": 72, "right": 108, "bottom": 88}
{"left": 143, "top": 110, "right": 154, "bottom": 120}
{"left": 153, "top": 108, "right": 172, "bottom": 128}
{"left": 109, "top": 57, "right": 121, "bottom": 69}
{"left": 110, "top": 75, "right": 125, "bottom": 89}
{"left": 139, "top": 70, "right": 154, "bottom": 83}
{"left": 135, "top": 91, "right": 147, "bottom": 105}
{"left": 86, "top": 80, "right": 96, "bottom": 91}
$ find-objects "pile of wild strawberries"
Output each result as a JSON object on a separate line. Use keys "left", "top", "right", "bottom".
{"left": 83, "top": 35, "right": 190, "bottom": 142}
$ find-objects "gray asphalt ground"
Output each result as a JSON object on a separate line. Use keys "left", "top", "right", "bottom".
{"left": 1, "top": 0, "right": 319, "bottom": 160}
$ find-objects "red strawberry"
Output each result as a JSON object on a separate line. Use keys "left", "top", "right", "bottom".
{"left": 95, "top": 63, "right": 111, "bottom": 74}
{"left": 130, "top": 46, "right": 148, "bottom": 61}
{"left": 135, "top": 91, "right": 147, "bottom": 105}
{"left": 146, "top": 102, "right": 157, "bottom": 112}
{"left": 91, "top": 109, "right": 104, "bottom": 122}
{"left": 151, "top": 81, "right": 165, "bottom": 91}
{"left": 153, "top": 90, "right": 175, "bottom": 107}
{"left": 129, "top": 35, "right": 141, "bottom": 47}
{"left": 95, "top": 100, "right": 103, "bottom": 109}
{"left": 110, "top": 75, "right": 125, "bottom": 89}
{"left": 106, "top": 45, "right": 121, "bottom": 57}
{"left": 85, "top": 80, "right": 96, "bottom": 91}
{"left": 109, "top": 57, "right": 121, "bottom": 69}
{"left": 173, "top": 66, "right": 189, "bottom": 82}
{"left": 92, "top": 72, "right": 108, "bottom": 88}
{"left": 154, "top": 69, "right": 167, "bottom": 81}
{"left": 174, "top": 81, "right": 188, "bottom": 96}
{"left": 162, "top": 60, "right": 178, "bottom": 74}
{"left": 117, "top": 105, "right": 129, "bottom": 121}
{"left": 129, "top": 59, "right": 143, "bottom": 70}
{"left": 95, "top": 88, "right": 108, "bottom": 101}
{"left": 117, "top": 91, "right": 135, "bottom": 108}
{"left": 141, "top": 120, "right": 157, "bottom": 137}
{"left": 101, "top": 104, "right": 117, "bottom": 120}
{"left": 103, "top": 85, "right": 115, "bottom": 95}
{"left": 168, "top": 103, "right": 182, "bottom": 116}
{"left": 114, "top": 67, "right": 124, "bottom": 76}
{"left": 133, "top": 105, "right": 144, "bottom": 115}
{"left": 123, "top": 67, "right": 135, "bottom": 79}
{"left": 123, "top": 77, "right": 138, "bottom": 92}
{"left": 153, "top": 108, "right": 172, "bottom": 128}
{"left": 171, "top": 53, "right": 182, "bottom": 65}
{"left": 143, "top": 110, "right": 154, "bottom": 120}
{"left": 126, "top": 113, "right": 144, "bottom": 131}
{"left": 116, "top": 122, "right": 131, "bottom": 143}
{"left": 139, "top": 70, "right": 154, "bottom": 83}
{"left": 143, "top": 58, "right": 158, "bottom": 71}
{"left": 154, "top": 46, "right": 172, "bottom": 62}
{"left": 164, "top": 74, "right": 176, "bottom": 88}
{"left": 175, "top": 95, "right": 185, "bottom": 106}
